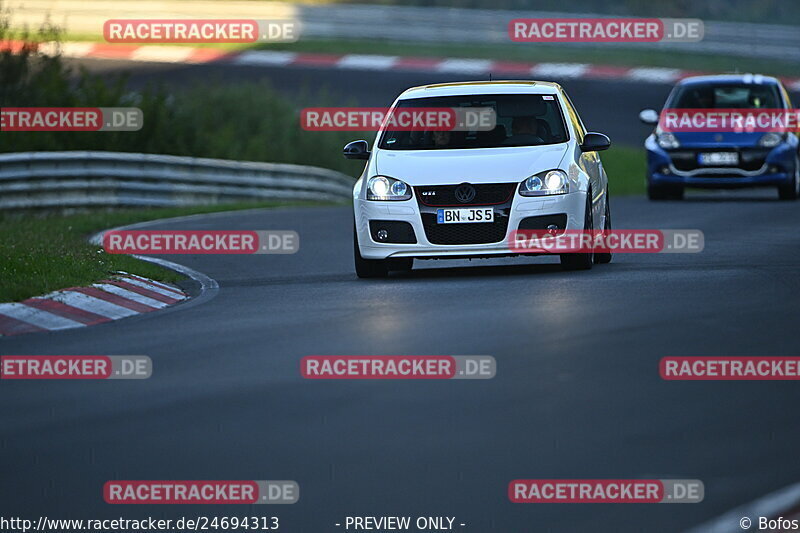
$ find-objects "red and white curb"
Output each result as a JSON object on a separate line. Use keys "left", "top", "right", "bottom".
{"left": 6, "top": 40, "right": 800, "bottom": 90}
{"left": 0, "top": 273, "right": 187, "bottom": 337}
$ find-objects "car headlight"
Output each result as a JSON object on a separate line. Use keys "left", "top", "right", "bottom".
{"left": 367, "top": 175, "right": 412, "bottom": 201}
{"left": 656, "top": 131, "right": 680, "bottom": 149}
{"left": 519, "top": 169, "right": 569, "bottom": 197}
{"left": 758, "top": 132, "right": 784, "bottom": 148}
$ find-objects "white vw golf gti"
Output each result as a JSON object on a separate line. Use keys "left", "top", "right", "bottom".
{"left": 345, "top": 80, "right": 613, "bottom": 278}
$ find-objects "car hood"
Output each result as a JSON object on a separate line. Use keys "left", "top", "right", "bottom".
{"left": 374, "top": 144, "right": 569, "bottom": 185}
{"left": 672, "top": 131, "right": 770, "bottom": 149}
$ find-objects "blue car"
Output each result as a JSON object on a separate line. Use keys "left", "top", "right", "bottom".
{"left": 640, "top": 74, "right": 800, "bottom": 200}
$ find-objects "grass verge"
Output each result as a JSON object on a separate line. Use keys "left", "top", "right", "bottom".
{"left": 0, "top": 201, "right": 333, "bottom": 302}
{"left": 601, "top": 145, "right": 646, "bottom": 195}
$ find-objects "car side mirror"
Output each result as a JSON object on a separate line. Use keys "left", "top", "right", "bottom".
{"left": 580, "top": 132, "right": 611, "bottom": 152}
{"left": 639, "top": 109, "right": 659, "bottom": 125}
{"left": 343, "top": 140, "right": 370, "bottom": 160}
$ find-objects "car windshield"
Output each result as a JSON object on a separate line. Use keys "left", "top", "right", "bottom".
{"left": 670, "top": 83, "right": 782, "bottom": 109}
{"left": 378, "top": 93, "right": 569, "bottom": 150}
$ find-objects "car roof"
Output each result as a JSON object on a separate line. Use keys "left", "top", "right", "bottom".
{"left": 398, "top": 80, "right": 562, "bottom": 100}
{"left": 677, "top": 74, "right": 782, "bottom": 87}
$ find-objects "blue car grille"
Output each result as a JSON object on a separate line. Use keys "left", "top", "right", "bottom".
{"left": 669, "top": 148, "right": 770, "bottom": 172}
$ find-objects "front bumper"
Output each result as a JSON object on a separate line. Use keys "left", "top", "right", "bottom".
{"left": 355, "top": 191, "right": 586, "bottom": 260}
{"left": 649, "top": 171, "right": 791, "bottom": 188}
{"left": 645, "top": 137, "right": 797, "bottom": 188}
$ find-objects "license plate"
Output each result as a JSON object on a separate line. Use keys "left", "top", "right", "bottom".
{"left": 698, "top": 152, "right": 739, "bottom": 165}
{"left": 436, "top": 208, "right": 494, "bottom": 224}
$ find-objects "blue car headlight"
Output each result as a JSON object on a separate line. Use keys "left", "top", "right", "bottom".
{"left": 656, "top": 131, "right": 680, "bottom": 149}
{"left": 758, "top": 132, "right": 784, "bottom": 148}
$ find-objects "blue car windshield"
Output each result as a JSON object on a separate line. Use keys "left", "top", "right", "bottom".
{"left": 669, "top": 83, "right": 782, "bottom": 109}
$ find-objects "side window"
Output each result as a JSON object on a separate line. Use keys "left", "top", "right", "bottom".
{"left": 560, "top": 90, "right": 586, "bottom": 142}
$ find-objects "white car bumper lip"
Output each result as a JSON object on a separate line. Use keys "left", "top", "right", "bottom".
{"left": 355, "top": 191, "right": 586, "bottom": 260}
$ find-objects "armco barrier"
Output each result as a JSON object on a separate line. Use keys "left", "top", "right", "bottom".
{"left": 0, "top": 151, "right": 355, "bottom": 209}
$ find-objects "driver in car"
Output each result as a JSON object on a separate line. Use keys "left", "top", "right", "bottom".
{"left": 504, "top": 115, "right": 544, "bottom": 145}
{"left": 432, "top": 130, "right": 452, "bottom": 147}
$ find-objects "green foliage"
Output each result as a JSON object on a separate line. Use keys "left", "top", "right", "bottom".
{"left": 601, "top": 145, "right": 646, "bottom": 195}
{"left": 0, "top": 10, "right": 365, "bottom": 175}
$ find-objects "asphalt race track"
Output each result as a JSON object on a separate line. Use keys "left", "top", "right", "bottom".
{"left": 3, "top": 58, "right": 800, "bottom": 532}
{"left": 3, "top": 192, "right": 800, "bottom": 532}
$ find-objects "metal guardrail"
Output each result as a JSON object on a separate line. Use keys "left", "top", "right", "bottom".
{"left": 0, "top": 151, "right": 355, "bottom": 209}
{"left": 13, "top": 0, "right": 800, "bottom": 62}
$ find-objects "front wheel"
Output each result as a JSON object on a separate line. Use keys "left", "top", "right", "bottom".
{"left": 354, "top": 227, "right": 389, "bottom": 278}
{"left": 560, "top": 192, "right": 594, "bottom": 271}
{"left": 594, "top": 190, "right": 612, "bottom": 264}
{"left": 777, "top": 156, "right": 800, "bottom": 201}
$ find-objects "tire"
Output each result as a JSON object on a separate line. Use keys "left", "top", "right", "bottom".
{"left": 354, "top": 226, "right": 389, "bottom": 278}
{"left": 560, "top": 191, "right": 594, "bottom": 271}
{"left": 648, "top": 182, "right": 684, "bottom": 201}
{"left": 594, "top": 190, "right": 612, "bottom": 264}
{"left": 777, "top": 156, "right": 800, "bottom": 201}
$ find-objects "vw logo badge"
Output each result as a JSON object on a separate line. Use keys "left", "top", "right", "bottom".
{"left": 454, "top": 183, "right": 476, "bottom": 204}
